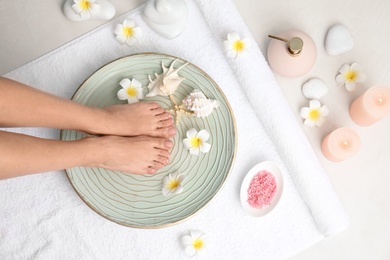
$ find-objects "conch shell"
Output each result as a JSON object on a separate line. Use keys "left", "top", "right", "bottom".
{"left": 182, "top": 89, "right": 219, "bottom": 118}
{"left": 146, "top": 59, "right": 188, "bottom": 97}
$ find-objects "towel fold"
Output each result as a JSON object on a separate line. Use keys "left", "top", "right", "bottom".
{"left": 0, "top": 0, "right": 348, "bottom": 259}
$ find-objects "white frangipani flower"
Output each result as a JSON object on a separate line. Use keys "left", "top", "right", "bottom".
{"left": 300, "top": 100, "right": 329, "bottom": 127}
{"left": 117, "top": 78, "right": 144, "bottom": 104}
{"left": 335, "top": 63, "right": 366, "bottom": 92}
{"left": 72, "top": 0, "right": 100, "bottom": 19}
{"left": 181, "top": 231, "right": 208, "bottom": 258}
{"left": 114, "top": 19, "right": 143, "bottom": 46}
{"left": 183, "top": 128, "right": 211, "bottom": 156}
{"left": 162, "top": 172, "right": 186, "bottom": 196}
{"left": 223, "top": 32, "right": 251, "bottom": 59}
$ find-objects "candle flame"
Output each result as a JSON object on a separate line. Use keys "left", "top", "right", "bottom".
{"left": 340, "top": 140, "right": 351, "bottom": 149}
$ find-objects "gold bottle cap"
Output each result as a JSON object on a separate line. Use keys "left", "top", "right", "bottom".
{"left": 268, "top": 35, "right": 304, "bottom": 56}
{"left": 288, "top": 37, "right": 303, "bottom": 56}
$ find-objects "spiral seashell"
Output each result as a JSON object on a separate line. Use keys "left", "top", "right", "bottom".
{"left": 146, "top": 59, "right": 188, "bottom": 97}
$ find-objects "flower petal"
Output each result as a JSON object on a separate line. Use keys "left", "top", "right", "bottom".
{"left": 114, "top": 24, "right": 124, "bottom": 35}
{"left": 183, "top": 138, "right": 192, "bottom": 150}
{"left": 123, "top": 19, "right": 135, "bottom": 28}
{"left": 116, "top": 35, "right": 127, "bottom": 45}
{"left": 162, "top": 178, "right": 170, "bottom": 187}
{"left": 226, "top": 49, "right": 238, "bottom": 58}
{"left": 177, "top": 174, "right": 186, "bottom": 183}
{"left": 190, "top": 147, "right": 200, "bottom": 156}
{"left": 227, "top": 32, "right": 240, "bottom": 42}
{"left": 197, "top": 245, "right": 208, "bottom": 257}
{"left": 335, "top": 74, "right": 345, "bottom": 86}
{"left": 200, "top": 142, "right": 211, "bottom": 153}
{"left": 223, "top": 41, "right": 233, "bottom": 52}
{"left": 319, "top": 105, "right": 329, "bottom": 117}
{"left": 72, "top": 4, "right": 84, "bottom": 14}
{"left": 172, "top": 185, "right": 183, "bottom": 195}
{"left": 309, "top": 99, "right": 321, "bottom": 109}
{"left": 184, "top": 246, "right": 197, "bottom": 257}
{"left": 186, "top": 128, "right": 198, "bottom": 138}
{"left": 117, "top": 89, "right": 128, "bottom": 100}
{"left": 304, "top": 118, "right": 316, "bottom": 127}
{"left": 119, "top": 78, "right": 131, "bottom": 88}
{"left": 338, "top": 64, "right": 350, "bottom": 74}
{"left": 242, "top": 38, "right": 252, "bottom": 48}
{"left": 126, "top": 96, "right": 139, "bottom": 104}
{"left": 136, "top": 89, "right": 144, "bottom": 99}
{"left": 316, "top": 117, "right": 326, "bottom": 127}
{"left": 350, "top": 62, "right": 359, "bottom": 70}
{"left": 345, "top": 81, "right": 356, "bottom": 92}
{"left": 162, "top": 187, "right": 172, "bottom": 196}
{"left": 80, "top": 9, "right": 92, "bottom": 19}
{"left": 126, "top": 36, "right": 139, "bottom": 46}
{"left": 190, "top": 230, "right": 204, "bottom": 239}
{"left": 197, "top": 129, "right": 210, "bottom": 141}
{"left": 89, "top": 3, "right": 100, "bottom": 14}
{"left": 300, "top": 107, "right": 310, "bottom": 118}
{"left": 181, "top": 235, "right": 193, "bottom": 246}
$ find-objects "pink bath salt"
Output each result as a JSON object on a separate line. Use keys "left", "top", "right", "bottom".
{"left": 247, "top": 170, "right": 277, "bottom": 209}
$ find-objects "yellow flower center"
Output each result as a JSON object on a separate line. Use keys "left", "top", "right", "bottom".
{"left": 168, "top": 179, "right": 180, "bottom": 190}
{"left": 345, "top": 70, "right": 357, "bottom": 81}
{"left": 193, "top": 238, "right": 203, "bottom": 250}
{"left": 190, "top": 137, "right": 202, "bottom": 148}
{"left": 80, "top": 0, "right": 91, "bottom": 9}
{"left": 123, "top": 27, "right": 134, "bottom": 37}
{"left": 233, "top": 40, "right": 245, "bottom": 52}
{"left": 126, "top": 87, "right": 137, "bottom": 97}
{"left": 308, "top": 109, "right": 320, "bottom": 120}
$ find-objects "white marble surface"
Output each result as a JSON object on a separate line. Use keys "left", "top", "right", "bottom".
{"left": 1, "top": 0, "right": 390, "bottom": 259}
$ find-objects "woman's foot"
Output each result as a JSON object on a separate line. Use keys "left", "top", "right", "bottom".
{"left": 91, "top": 135, "right": 173, "bottom": 174}
{"left": 99, "top": 102, "right": 176, "bottom": 138}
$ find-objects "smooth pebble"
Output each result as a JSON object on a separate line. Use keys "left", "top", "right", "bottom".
{"left": 302, "top": 78, "right": 328, "bottom": 100}
{"left": 325, "top": 24, "right": 354, "bottom": 55}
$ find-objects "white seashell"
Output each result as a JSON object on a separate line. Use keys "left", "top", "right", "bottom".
{"left": 146, "top": 59, "right": 188, "bottom": 97}
{"left": 182, "top": 89, "right": 219, "bottom": 118}
{"left": 302, "top": 78, "right": 328, "bottom": 100}
{"left": 325, "top": 24, "right": 354, "bottom": 56}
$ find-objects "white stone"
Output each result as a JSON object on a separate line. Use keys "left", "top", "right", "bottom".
{"left": 302, "top": 78, "right": 328, "bottom": 100}
{"left": 325, "top": 24, "right": 354, "bottom": 55}
{"left": 63, "top": 0, "right": 115, "bottom": 22}
{"left": 142, "top": 0, "right": 188, "bottom": 39}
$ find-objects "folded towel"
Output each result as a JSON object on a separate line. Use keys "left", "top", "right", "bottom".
{"left": 195, "top": 0, "right": 349, "bottom": 237}
{"left": 0, "top": 0, "right": 348, "bottom": 259}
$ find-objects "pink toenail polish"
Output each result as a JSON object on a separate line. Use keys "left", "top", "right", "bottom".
{"left": 165, "top": 140, "right": 173, "bottom": 148}
{"left": 168, "top": 128, "right": 176, "bottom": 135}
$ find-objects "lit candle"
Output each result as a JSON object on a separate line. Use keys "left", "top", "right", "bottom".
{"left": 321, "top": 127, "right": 361, "bottom": 162}
{"left": 349, "top": 85, "right": 390, "bottom": 126}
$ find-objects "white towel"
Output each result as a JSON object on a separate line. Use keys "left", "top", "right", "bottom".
{"left": 0, "top": 0, "right": 348, "bottom": 259}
